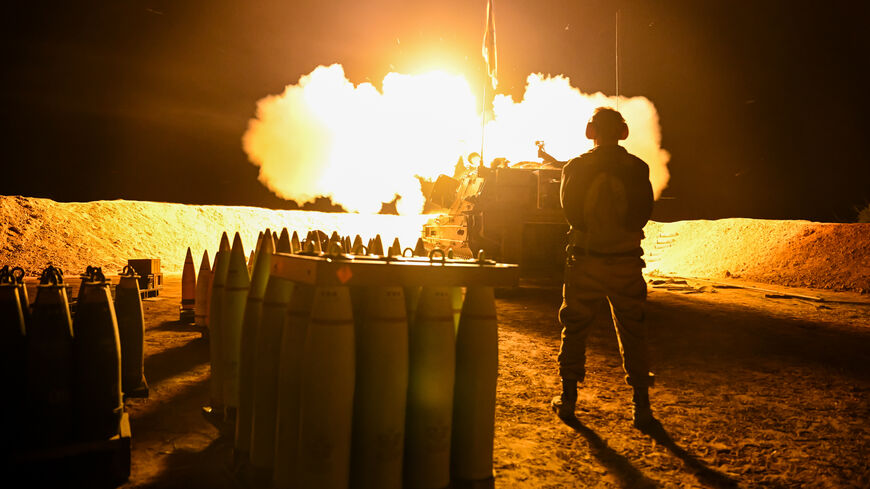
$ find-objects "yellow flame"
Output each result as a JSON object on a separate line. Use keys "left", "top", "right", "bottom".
{"left": 487, "top": 74, "right": 670, "bottom": 197}
{"left": 242, "top": 64, "right": 670, "bottom": 214}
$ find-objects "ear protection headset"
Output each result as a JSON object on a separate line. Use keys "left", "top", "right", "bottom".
{"left": 585, "top": 114, "right": 629, "bottom": 141}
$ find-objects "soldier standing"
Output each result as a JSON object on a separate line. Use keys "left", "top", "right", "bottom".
{"left": 552, "top": 107, "right": 660, "bottom": 431}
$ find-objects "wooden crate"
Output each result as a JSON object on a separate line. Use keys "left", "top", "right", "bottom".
{"left": 127, "top": 259, "right": 163, "bottom": 297}
{"left": 126, "top": 258, "right": 160, "bottom": 277}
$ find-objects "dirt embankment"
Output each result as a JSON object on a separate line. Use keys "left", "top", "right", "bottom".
{"left": 642, "top": 219, "right": 870, "bottom": 293}
{"left": 0, "top": 195, "right": 427, "bottom": 276}
{"left": 1, "top": 195, "right": 867, "bottom": 293}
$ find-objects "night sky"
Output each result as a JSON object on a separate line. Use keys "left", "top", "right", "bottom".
{"left": 2, "top": 0, "right": 868, "bottom": 222}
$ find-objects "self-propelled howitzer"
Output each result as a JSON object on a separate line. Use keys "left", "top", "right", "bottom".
{"left": 421, "top": 145, "right": 568, "bottom": 280}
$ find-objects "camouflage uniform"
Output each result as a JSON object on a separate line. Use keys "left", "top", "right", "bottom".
{"left": 558, "top": 254, "right": 653, "bottom": 387}
{"left": 558, "top": 144, "right": 654, "bottom": 388}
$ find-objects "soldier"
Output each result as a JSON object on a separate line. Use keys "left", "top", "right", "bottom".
{"left": 552, "top": 107, "right": 660, "bottom": 431}
{"left": 536, "top": 140, "right": 566, "bottom": 168}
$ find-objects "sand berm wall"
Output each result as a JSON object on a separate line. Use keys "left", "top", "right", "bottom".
{"left": 642, "top": 220, "right": 869, "bottom": 293}
{"left": 1, "top": 196, "right": 868, "bottom": 293}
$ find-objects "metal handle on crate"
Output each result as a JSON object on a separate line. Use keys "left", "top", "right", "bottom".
{"left": 83, "top": 266, "right": 107, "bottom": 283}
{"left": 39, "top": 265, "right": 64, "bottom": 285}
{"left": 477, "top": 249, "right": 491, "bottom": 265}
{"left": 11, "top": 267, "right": 25, "bottom": 284}
{"left": 428, "top": 248, "right": 446, "bottom": 264}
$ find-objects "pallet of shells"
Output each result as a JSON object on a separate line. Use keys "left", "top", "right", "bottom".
{"left": 2, "top": 265, "right": 142, "bottom": 487}
{"left": 198, "top": 228, "right": 517, "bottom": 489}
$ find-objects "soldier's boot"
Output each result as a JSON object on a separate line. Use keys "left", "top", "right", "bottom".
{"left": 632, "top": 387, "right": 663, "bottom": 433}
{"left": 551, "top": 378, "right": 578, "bottom": 421}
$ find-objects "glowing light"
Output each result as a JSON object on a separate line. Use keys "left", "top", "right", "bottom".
{"left": 487, "top": 74, "right": 670, "bottom": 196}
{"left": 242, "top": 64, "right": 670, "bottom": 215}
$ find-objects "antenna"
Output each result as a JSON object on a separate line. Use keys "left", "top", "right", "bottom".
{"left": 480, "top": 81, "right": 486, "bottom": 168}
{"left": 615, "top": 10, "right": 620, "bottom": 111}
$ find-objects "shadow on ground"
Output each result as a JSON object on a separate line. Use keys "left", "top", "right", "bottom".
{"left": 136, "top": 437, "right": 234, "bottom": 489}
{"left": 501, "top": 289, "right": 870, "bottom": 381}
{"left": 126, "top": 377, "right": 234, "bottom": 489}
{"left": 562, "top": 416, "right": 660, "bottom": 489}
{"left": 144, "top": 336, "right": 209, "bottom": 386}
{"left": 558, "top": 414, "right": 739, "bottom": 489}
{"left": 149, "top": 319, "right": 207, "bottom": 335}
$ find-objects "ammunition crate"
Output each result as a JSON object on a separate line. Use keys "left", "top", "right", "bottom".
{"left": 126, "top": 258, "right": 160, "bottom": 277}
{"left": 127, "top": 259, "right": 163, "bottom": 298}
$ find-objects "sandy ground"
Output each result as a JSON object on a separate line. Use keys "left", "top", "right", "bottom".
{"left": 4, "top": 197, "right": 869, "bottom": 487}
{"left": 113, "top": 274, "right": 870, "bottom": 489}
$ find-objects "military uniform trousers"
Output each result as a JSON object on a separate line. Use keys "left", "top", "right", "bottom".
{"left": 557, "top": 254, "right": 654, "bottom": 387}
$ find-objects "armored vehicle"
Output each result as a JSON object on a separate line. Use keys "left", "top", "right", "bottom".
{"left": 421, "top": 145, "right": 568, "bottom": 279}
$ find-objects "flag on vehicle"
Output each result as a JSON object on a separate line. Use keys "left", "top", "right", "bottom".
{"left": 482, "top": 0, "right": 498, "bottom": 90}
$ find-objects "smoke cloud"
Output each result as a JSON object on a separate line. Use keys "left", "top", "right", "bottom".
{"left": 242, "top": 64, "right": 670, "bottom": 214}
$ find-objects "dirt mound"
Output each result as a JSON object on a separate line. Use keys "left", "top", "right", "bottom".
{"left": 0, "top": 195, "right": 427, "bottom": 277}
{"left": 1, "top": 196, "right": 867, "bottom": 293}
{"left": 642, "top": 219, "right": 870, "bottom": 293}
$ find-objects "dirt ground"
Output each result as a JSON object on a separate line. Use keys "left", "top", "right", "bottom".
{"left": 3, "top": 197, "right": 869, "bottom": 487}
{"left": 119, "top": 274, "right": 870, "bottom": 489}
